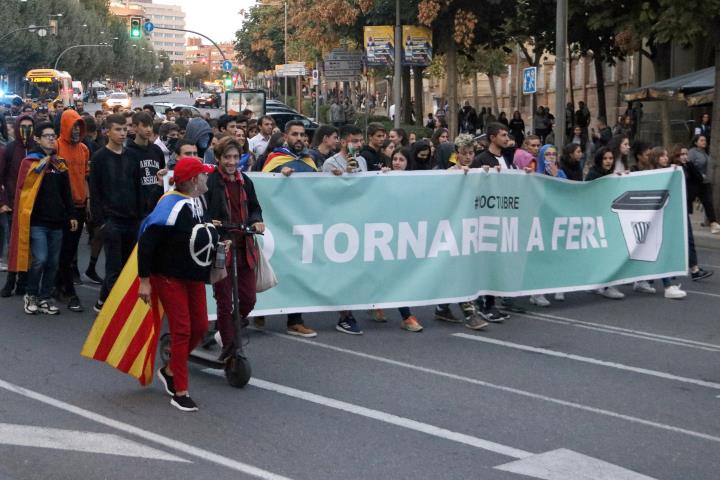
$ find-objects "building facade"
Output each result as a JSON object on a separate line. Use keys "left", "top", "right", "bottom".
{"left": 109, "top": 1, "right": 186, "bottom": 64}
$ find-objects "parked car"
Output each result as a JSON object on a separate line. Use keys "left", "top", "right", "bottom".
{"left": 266, "top": 111, "right": 319, "bottom": 139}
{"left": 95, "top": 90, "right": 108, "bottom": 102}
{"left": 103, "top": 91, "right": 131, "bottom": 110}
{"left": 152, "top": 102, "right": 202, "bottom": 118}
{"left": 194, "top": 93, "right": 219, "bottom": 109}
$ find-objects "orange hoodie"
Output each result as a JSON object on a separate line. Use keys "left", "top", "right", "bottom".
{"left": 57, "top": 109, "right": 90, "bottom": 207}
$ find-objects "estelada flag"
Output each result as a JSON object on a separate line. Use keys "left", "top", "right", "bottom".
{"left": 80, "top": 246, "right": 163, "bottom": 386}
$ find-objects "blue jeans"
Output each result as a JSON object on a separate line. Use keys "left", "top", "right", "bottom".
{"left": 27, "top": 226, "right": 63, "bottom": 299}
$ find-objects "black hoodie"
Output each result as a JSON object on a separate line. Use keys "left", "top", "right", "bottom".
{"left": 28, "top": 148, "right": 75, "bottom": 228}
{"left": 124, "top": 139, "right": 166, "bottom": 217}
{"left": 359, "top": 145, "right": 384, "bottom": 171}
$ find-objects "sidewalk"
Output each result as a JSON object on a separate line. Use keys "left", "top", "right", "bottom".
{"left": 690, "top": 210, "right": 719, "bottom": 250}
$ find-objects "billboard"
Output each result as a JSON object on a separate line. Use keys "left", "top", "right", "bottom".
{"left": 364, "top": 26, "right": 395, "bottom": 66}
{"left": 402, "top": 26, "right": 432, "bottom": 66}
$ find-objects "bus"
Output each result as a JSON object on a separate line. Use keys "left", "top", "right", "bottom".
{"left": 24, "top": 69, "right": 73, "bottom": 106}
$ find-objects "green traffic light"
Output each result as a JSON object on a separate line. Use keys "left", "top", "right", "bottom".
{"left": 131, "top": 28, "right": 141, "bottom": 38}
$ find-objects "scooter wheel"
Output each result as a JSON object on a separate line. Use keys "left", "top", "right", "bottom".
{"left": 225, "top": 355, "right": 252, "bottom": 388}
{"left": 159, "top": 333, "right": 171, "bottom": 365}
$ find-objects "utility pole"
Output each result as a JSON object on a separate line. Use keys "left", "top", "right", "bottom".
{"left": 554, "top": 0, "right": 568, "bottom": 148}
{"left": 284, "top": 0, "right": 288, "bottom": 104}
{"left": 393, "top": 0, "right": 401, "bottom": 128}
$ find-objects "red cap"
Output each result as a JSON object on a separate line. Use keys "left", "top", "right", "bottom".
{"left": 174, "top": 156, "right": 214, "bottom": 183}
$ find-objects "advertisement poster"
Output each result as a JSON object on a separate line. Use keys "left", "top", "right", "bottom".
{"left": 402, "top": 26, "right": 432, "bottom": 66}
{"left": 364, "top": 26, "right": 395, "bottom": 66}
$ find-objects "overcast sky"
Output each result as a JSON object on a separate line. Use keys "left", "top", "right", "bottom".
{"left": 154, "top": 0, "right": 256, "bottom": 43}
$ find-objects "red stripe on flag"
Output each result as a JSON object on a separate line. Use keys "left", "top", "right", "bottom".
{"left": 92, "top": 277, "right": 141, "bottom": 361}
{"left": 115, "top": 309, "right": 155, "bottom": 373}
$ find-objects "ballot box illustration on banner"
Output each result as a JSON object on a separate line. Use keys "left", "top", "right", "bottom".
{"left": 611, "top": 190, "right": 670, "bottom": 262}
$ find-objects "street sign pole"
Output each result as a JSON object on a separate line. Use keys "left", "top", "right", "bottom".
{"left": 393, "top": 0, "right": 401, "bottom": 128}
{"left": 314, "top": 64, "right": 320, "bottom": 122}
{"left": 554, "top": 0, "right": 568, "bottom": 148}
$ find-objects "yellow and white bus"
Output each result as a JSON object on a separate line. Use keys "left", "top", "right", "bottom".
{"left": 24, "top": 69, "right": 73, "bottom": 106}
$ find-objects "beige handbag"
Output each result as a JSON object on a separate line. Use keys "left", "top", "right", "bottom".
{"left": 255, "top": 239, "right": 278, "bottom": 292}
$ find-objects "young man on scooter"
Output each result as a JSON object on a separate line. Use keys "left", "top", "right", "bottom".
{"left": 204, "top": 137, "right": 264, "bottom": 359}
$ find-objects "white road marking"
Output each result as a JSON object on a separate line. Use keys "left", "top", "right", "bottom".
{"left": 204, "top": 371, "right": 532, "bottom": 459}
{"left": 204, "top": 372, "right": 657, "bottom": 479}
{"left": 452, "top": 333, "right": 720, "bottom": 390}
{"left": 495, "top": 448, "right": 655, "bottom": 480}
{"left": 515, "top": 311, "right": 720, "bottom": 353}
{"left": 685, "top": 289, "right": 720, "bottom": 299}
{"left": 0, "top": 378, "right": 292, "bottom": 480}
{"left": 271, "top": 332, "right": 720, "bottom": 444}
{"left": 0, "top": 423, "right": 188, "bottom": 462}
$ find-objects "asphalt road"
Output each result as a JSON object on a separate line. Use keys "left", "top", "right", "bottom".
{"left": 83, "top": 91, "right": 224, "bottom": 118}
{"left": 0, "top": 230, "right": 718, "bottom": 480}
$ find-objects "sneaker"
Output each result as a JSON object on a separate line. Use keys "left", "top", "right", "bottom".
{"left": 23, "top": 294, "right": 38, "bottom": 314}
{"left": 67, "top": 296, "right": 84, "bottom": 312}
{"left": 596, "top": 286, "right": 625, "bottom": 299}
{"left": 336, "top": 314, "right": 363, "bottom": 335}
{"left": 287, "top": 323, "right": 317, "bottom": 338}
{"left": 554, "top": 292, "right": 565, "bottom": 301}
{"left": 633, "top": 280, "right": 656, "bottom": 294}
{"left": 464, "top": 312, "right": 489, "bottom": 330}
{"left": 37, "top": 299, "right": 60, "bottom": 315}
{"left": 664, "top": 284, "right": 687, "bottom": 299}
{"left": 0, "top": 261, "right": 7, "bottom": 272}
{"left": 434, "top": 306, "right": 462, "bottom": 323}
{"left": 710, "top": 222, "right": 720, "bottom": 234}
{"left": 479, "top": 307, "right": 509, "bottom": 323}
{"left": 93, "top": 299, "right": 104, "bottom": 313}
{"left": 401, "top": 315, "right": 423, "bottom": 332}
{"left": 691, "top": 268, "right": 714, "bottom": 281}
{"left": 369, "top": 309, "right": 387, "bottom": 322}
{"left": 84, "top": 270, "right": 104, "bottom": 285}
{"left": 213, "top": 330, "right": 223, "bottom": 348}
{"left": 157, "top": 367, "right": 176, "bottom": 396}
{"left": 170, "top": 394, "right": 198, "bottom": 412}
{"left": 529, "top": 294, "right": 551, "bottom": 307}
{"left": 0, "top": 285, "right": 13, "bottom": 298}
{"left": 252, "top": 316, "right": 265, "bottom": 330}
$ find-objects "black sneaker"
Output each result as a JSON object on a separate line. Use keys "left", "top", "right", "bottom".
{"left": 157, "top": 367, "right": 176, "bottom": 396}
{"left": 170, "top": 394, "right": 198, "bottom": 412}
{"left": 691, "top": 268, "right": 714, "bottom": 281}
{"left": 479, "top": 307, "right": 509, "bottom": 323}
{"left": 434, "top": 306, "right": 462, "bottom": 323}
{"left": 84, "top": 270, "right": 104, "bottom": 285}
{"left": 67, "top": 296, "right": 84, "bottom": 312}
{"left": 93, "top": 299, "right": 104, "bottom": 314}
{"left": 336, "top": 314, "right": 363, "bottom": 335}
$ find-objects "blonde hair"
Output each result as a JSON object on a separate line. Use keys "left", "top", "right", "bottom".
{"left": 454, "top": 133, "right": 475, "bottom": 151}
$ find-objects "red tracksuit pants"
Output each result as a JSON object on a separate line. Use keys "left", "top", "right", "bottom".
{"left": 151, "top": 275, "right": 208, "bottom": 392}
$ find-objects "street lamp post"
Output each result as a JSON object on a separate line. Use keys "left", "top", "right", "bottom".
{"left": 554, "top": 0, "right": 568, "bottom": 148}
{"left": 393, "top": 0, "right": 401, "bottom": 128}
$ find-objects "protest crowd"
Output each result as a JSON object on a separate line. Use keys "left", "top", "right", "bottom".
{"left": 0, "top": 97, "right": 716, "bottom": 411}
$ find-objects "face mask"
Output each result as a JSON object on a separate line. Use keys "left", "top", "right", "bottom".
{"left": 164, "top": 137, "right": 178, "bottom": 152}
{"left": 19, "top": 125, "right": 33, "bottom": 145}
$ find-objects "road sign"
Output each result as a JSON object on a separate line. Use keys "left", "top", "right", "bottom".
{"left": 324, "top": 49, "right": 363, "bottom": 82}
{"left": 143, "top": 21, "right": 154, "bottom": 33}
{"left": 523, "top": 66, "right": 537, "bottom": 95}
{"left": 276, "top": 63, "right": 306, "bottom": 77}
{"left": 222, "top": 60, "right": 233, "bottom": 72}
{"left": 312, "top": 69, "right": 319, "bottom": 86}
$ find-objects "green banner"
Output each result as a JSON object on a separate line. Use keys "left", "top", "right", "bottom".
{"left": 209, "top": 168, "right": 688, "bottom": 316}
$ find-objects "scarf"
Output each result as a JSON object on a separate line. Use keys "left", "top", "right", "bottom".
{"left": 221, "top": 170, "right": 258, "bottom": 270}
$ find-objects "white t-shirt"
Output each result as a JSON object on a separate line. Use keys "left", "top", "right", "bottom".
{"left": 249, "top": 133, "right": 270, "bottom": 157}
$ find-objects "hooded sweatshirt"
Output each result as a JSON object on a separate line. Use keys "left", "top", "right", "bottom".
{"left": 512, "top": 148, "right": 536, "bottom": 170}
{"left": 535, "top": 144, "right": 566, "bottom": 179}
{"left": 359, "top": 145, "right": 384, "bottom": 171}
{"left": 185, "top": 118, "right": 213, "bottom": 157}
{"left": 57, "top": 109, "right": 90, "bottom": 207}
{"left": 0, "top": 114, "right": 35, "bottom": 208}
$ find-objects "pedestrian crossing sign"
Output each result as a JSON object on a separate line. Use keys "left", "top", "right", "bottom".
{"left": 523, "top": 67, "right": 537, "bottom": 95}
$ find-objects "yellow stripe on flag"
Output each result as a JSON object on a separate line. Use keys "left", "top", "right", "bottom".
{"left": 128, "top": 329, "right": 156, "bottom": 380}
{"left": 81, "top": 248, "right": 139, "bottom": 357}
{"left": 106, "top": 300, "right": 151, "bottom": 368}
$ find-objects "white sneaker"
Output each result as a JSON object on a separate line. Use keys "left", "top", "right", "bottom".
{"left": 597, "top": 286, "right": 625, "bottom": 299}
{"left": 554, "top": 292, "right": 565, "bottom": 301}
{"left": 529, "top": 294, "right": 550, "bottom": 307}
{"left": 633, "top": 280, "right": 656, "bottom": 294}
{"left": 213, "top": 330, "right": 223, "bottom": 348}
{"left": 664, "top": 284, "right": 687, "bottom": 299}
{"left": 711, "top": 222, "right": 720, "bottom": 234}
{"left": 0, "top": 261, "right": 7, "bottom": 272}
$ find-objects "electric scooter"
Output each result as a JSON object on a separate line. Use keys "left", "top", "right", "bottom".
{"left": 159, "top": 223, "right": 258, "bottom": 388}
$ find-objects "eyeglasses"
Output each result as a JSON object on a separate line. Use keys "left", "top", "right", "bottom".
{"left": 40, "top": 134, "right": 57, "bottom": 139}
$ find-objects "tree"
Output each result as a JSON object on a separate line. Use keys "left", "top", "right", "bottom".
{"left": 462, "top": 46, "right": 509, "bottom": 115}
{"left": 234, "top": 6, "right": 288, "bottom": 73}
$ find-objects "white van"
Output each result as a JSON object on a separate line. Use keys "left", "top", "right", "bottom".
{"left": 72, "top": 81, "right": 84, "bottom": 102}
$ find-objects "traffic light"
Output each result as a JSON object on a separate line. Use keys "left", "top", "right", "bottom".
{"left": 129, "top": 16, "right": 142, "bottom": 39}
{"left": 223, "top": 72, "right": 232, "bottom": 88}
